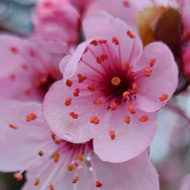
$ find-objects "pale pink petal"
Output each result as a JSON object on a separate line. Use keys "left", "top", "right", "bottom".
{"left": 0, "top": 101, "right": 51, "bottom": 172}
{"left": 43, "top": 81, "right": 93, "bottom": 143}
{"left": 93, "top": 152, "right": 159, "bottom": 190}
{"left": 134, "top": 42, "right": 178, "bottom": 112}
{"left": 178, "top": 174, "right": 190, "bottom": 190}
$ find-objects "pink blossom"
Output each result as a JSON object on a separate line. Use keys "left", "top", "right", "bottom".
{"left": 0, "top": 34, "right": 62, "bottom": 102}
{"left": 33, "top": 0, "right": 80, "bottom": 54}
{"left": 43, "top": 12, "right": 178, "bottom": 163}
{"left": 0, "top": 101, "right": 159, "bottom": 190}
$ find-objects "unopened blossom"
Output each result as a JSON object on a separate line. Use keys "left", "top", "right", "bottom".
{"left": 0, "top": 34, "right": 62, "bottom": 102}
{"left": 0, "top": 101, "right": 159, "bottom": 190}
{"left": 43, "top": 12, "right": 178, "bottom": 162}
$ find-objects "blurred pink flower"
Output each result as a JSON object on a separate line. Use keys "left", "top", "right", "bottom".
{"left": 0, "top": 101, "right": 159, "bottom": 190}
{"left": 43, "top": 12, "right": 178, "bottom": 163}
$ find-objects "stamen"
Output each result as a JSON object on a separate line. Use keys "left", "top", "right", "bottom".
{"left": 69, "top": 112, "right": 78, "bottom": 119}
{"left": 10, "top": 74, "right": 16, "bottom": 80}
{"left": 73, "top": 176, "right": 79, "bottom": 183}
{"left": 96, "top": 180, "right": 102, "bottom": 187}
{"left": 108, "top": 102, "right": 117, "bottom": 110}
{"left": 9, "top": 123, "right": 17, "bottom": 129}
{"left": 53, "top": 152, "right": 60, "bottom": 163}
{"left": 88, "top": 84, "right": 95, "bottom": 92}
{"left": 26, "top": 113, "right": 37, "bottom": 122}
{"left": 38, "top": 150, "right": 44, "bottom": 157}
{"left": 125, "top": 61, "right": 131, "bottom": 69}
{"left": 100, "top": 54, "right": 108, "bottom": 62}
{"left": 14, "top": 172, "right": 23, "bottom": 181}
{"left": 98, "top": 40, "right": 107, "bottom": 44}
{"left": 67, "top": 164, "right": 74, "bottom": 171}
{"left": 149, "top": 58, "right": 156, "bottom": 67}
{"left": 49, "top": 184, "right": 54, "bottom": 190}
{"left": 144, "top": 68, "right": 151, "bottom": 77}
{"left": 78, "top": 74, "right": 87, "bottom": 83}
{"left": 128, "top": 104, "right": 136, "bottom": 114}
{"left": 90, "top": 40, "right": 98, "bottom": 46}
{"left": 139, "top": 115, "right": 149, "bottom": 122}
{"left": 83, "top": 47, "right": 88, "bottom": 54}
{"left": 54, "top": 139, "right": 61, "bottom": 144}
{"left": 132, "top": 83, "right": 138, "bottom": 94}
{"left": 34, "top": 178, "right": 40, "bottom": 186}
{"left": 124, "top": 115, "right": 131, "bottom": 124}
{"left": 111, "top": 76, "right": 121, "bottom": 86}
{"left": 90, "top": 116, "right": 99, "bottom": 124}
{"left": 93, "top": 98, "right": 102, "bottom": 104}
{"left": 96, "top": 57, "right": 101, "bottom": 64}
{"left": 159, "top": 94, "right": 168, "bottom": 101}
{"left": 75, "top": 155, "right": 84, "bottom": 162}
{"left": 25, "top": 89, "right": 31, "bottom": 95}
{"left": 122, "top": 91, "right": 130, "bottom": 99}
{"left": 11, "top": 46, "right": 18, "bottom": 53}
{"left": 73, "top": 88, "right": 80, "bottom": 97}
{"left": 112, "top": 37, "right": 119, "bottom": 45}
{"left": 65, "top": 97, "right": 72, "bottom": 106}
{"left": 127, "top": 30, "right": 135, "bottom": 39}
{"left": 109, "top": 130, "right": 116, "bottom": 140}
{"left": 66, "top": 79, "right": 73, "bottom": 87}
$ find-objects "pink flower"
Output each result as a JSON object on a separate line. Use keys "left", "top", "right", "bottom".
{"left": 43, "top": 12, "right": 178, "bottom": 162}
{"left": 33, "top": 0, "right": 80, "bottom": 54}
{"left": 0, "top": 101, "right": 159, "bottom": 190}
{"left": 0, "top": 34, "right": 62, "bottom": 102}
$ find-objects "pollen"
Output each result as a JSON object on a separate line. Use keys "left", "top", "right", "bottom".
{"left": 90, "top": 40, "right": 98, "bottom": 46}
{"left": 90, "top": 116, "right": 99, "bottom": 124}
{"left": 98, "top": 40, "right": 107, "bottom": 44}
{"left": 66, "top": 79, "right": 73, "bottom": 87}
{"left": 124, "top": 115, "right": 131, "bottom": 124}
{"left": 144, "top": 68, "right": 151, "bottom": 77}
{"left": 38, "top": 150, "right": 44, "bottom": 157}
{"left": 26, "top": 113, "right": 37, "bottom": 122}
{"left": 110, "top": 130, "right": 116, "bottom": 140}
{"left": 111, "top": 76, "right": 121, "bottom": 86}
{"left": 49, "top": 184, "right": 54, "bottom": 190}
{"left": 78, "top": 74, "right": 87, "bottom": 83}
{"left": 65, "top": 97, "right": 72, "bottom": 106}
{"left": 96, "top": 57, "right": 101, "bottom": 64}
{"left": 139, "top": 115, "right": 149, "bottom": 122}
{"left": 93, "top": 98, "right": 102, "bottom": 104}
{"left": 67, "top": 164, "right": 74, "bottom": 171}
{"left": 159, "top": 94, "right": 168, "bottom": 101}
{"left": 34, "top": 178, "right": 40, "bottom": 186}
{"left": 109, "top": 102, "right": 117, "bottom": 110}
{"left": 122, "top": 91, "right": 130, "bottom": 99}
{"left": 73, "top": 176, "right": 79, "bottom": 183}
{"left": 96, "top": 180, "right": 102, "bottom": 187}
{"left": 75, "top": 155, "right": 84, "bottom": 162}
{"left": 88, "top": 84, "right": 95, "bottom": 92}
{"left": 149, "top": 58, "right": 156, "bottom": 67}
{"left": 53, "top": 152, "right": 60, "bottom": 163}
{"left": 132, "top": 83, "right": 138, "bottom": 94}
{"left": 9, "top": 124, "right": 17, "bottom": 129}
{"left": 100, "top": 54, "right": 108, "bottom": 62}
{"left": 14, "top": 172, "right": 23, "bottom": 181}
{"left": 128, "top": 104, "right": 136, "bottom": 114}
{"left": 112, "top": 37, "right": 119, "bottom": 45}
{"left": 73, "top": 88, "right": 80, "bottom": 97}
{"left": 127, "top": 30, "right": 135, "bottom": 38}
{"left": 69, "top": 112, "right": 78, "bottom": 119}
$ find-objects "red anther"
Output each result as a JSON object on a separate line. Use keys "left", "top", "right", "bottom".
{"left": 26, "top": 113, "right": 37, "bottom": 122}
{"left": 66, "top": 79, "right": 73, "bottom": 87}
{"left": 10, "top": 74, "right": 16, "bottom": 80}
{"left": 73, "top": 176, "right": 79, "bottom": 183}
{"left": 123, "top": 1, "right": 129, "bottom": 7}
{"left": 159, "top": 94, "right": 168, "bottom": 101}
{"left": 100, "top": 54, "right": 108, "bottom": 62}
{"left": 96, "top": 180, "right": 102, "bottom": 187}
{"left": 124, "top": 115, "right": 131, "bottom": 124}
{"left": 111, "top": 76, "right": 121, "bottom": 86}
{"left": 88, "top": 84, "right": 95, "bottom": 92}
{"left": 9, "top": 124, "right": 17, "bottom": 129}
{"left": 96, "top": 57, "right": 101, "bottom": 64}
{"left": 38, "top": 150, "right": 44, "bottom": 157}
{"left": 139, "top": 115, "right": 149, "bottom": 122}
{"left": 11, "top": 46, "right": 18, "bottom": 53}
{"left": 25, "top": 89, "right": 31, "bottom": 95}
{"left": 54, "top": 139, "right": 61, "bottom": 144}
{"left": 49, "top": 184, "right": 54, "bottom": 190}
{"left": 73, "top": 88, "right": 80, "bottom": 97}
{"left": 93, "top": 98, "right": 102, "bottom": 104}
{"left": 122, "top": 91, "right": 130, "bottom": 99}
{"left": 29, "top": 50, "right": 35, "bottom": 57}
{"left": 14, "top": 172, "right": 23, "bottom": 181}
{"left": 83, "top": 47, "right": 88, "bottom": 54}
{"left": 77, "top": 74, "right": 87, "bottom": 83}
{"left": 69, "top": 112, "right": 78, "bottom": 119}
{"left": 34, "top": 178, "right": 40, "bottom": 186}
{"left": 65, "top": 97, "right": 72, "bottom": 106}
{"left": 132, "top": 83, "right": 138, "bottom": 94}
{"left": 90, "top": 40, "right": 98, "bottom": 46}
{"left": 127, "top": 30, "right": 135, "bottom": 38}
{"left": 128, "top": 104, "right": 136, "bottom": 114}
{"left": 90, "top": 116, "right": 99, "bottom": 124}
{"left": 67, "top": 164, "right": 74, "bottom": 171}
{"left": 112, "top": 37, "right": 119, "bottom": 45}
{"left": 144, "top": 68, "right": 151, "bottom": 77}
{"left": 149, "top": 58, "right": 156, "bottom": 67}
{"left": 110, "top": 130, "right": 116, "bottom": 140}
{"left": 98, "top": 40, "right": 107, "bottom": 44}
{"left": 53, "top": 152, "right": 60, "bottom": 163}
{"left": 125, "top": 61, "right": 131, "bottom": 69}
{"left": 22, "top": 64, "right": 28, "bottom": 70}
